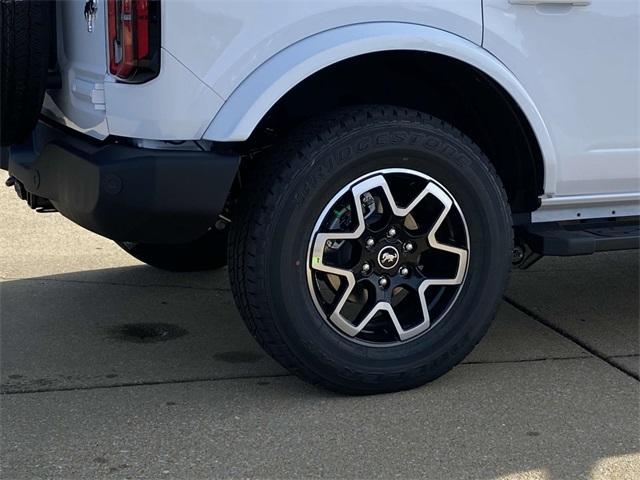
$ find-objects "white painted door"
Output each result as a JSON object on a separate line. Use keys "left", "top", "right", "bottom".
{"left": 483, "top": 0, "right": 640, "bottom": 197}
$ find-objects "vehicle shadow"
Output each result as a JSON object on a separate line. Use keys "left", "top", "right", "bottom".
{"left": 1, "top": 252, "right": 638, "bottom": 480}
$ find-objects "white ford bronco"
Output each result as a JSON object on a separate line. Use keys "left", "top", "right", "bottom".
{"left": 2, "top": 0, "right": 638, "bottom": 394}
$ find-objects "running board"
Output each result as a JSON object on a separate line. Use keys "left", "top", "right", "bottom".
{"left": 517, "top": 219, "right": 639, "bottom": 256}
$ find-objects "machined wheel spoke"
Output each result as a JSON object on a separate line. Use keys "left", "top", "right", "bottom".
{"left": 388, "top": 301, "right": 431, "bottom": 341}
{"left": 351, "top": 300, "right": 430, "bottom": 342}
{"left": 424, "top": 182, "right": 468, "bottom": 283}
{"left": 327, "top": 276, "right": 361, "bottom": 337}
{"left": 365, "top": 174, "right": 432, "bottom": 219}
{"left": 310, "top": 231, "right": 359, "bottom": 336}
{"left": 310, "top": 176, "right": 386, "bottom": 273}
{"left": 410, "top": 183, "right": 468, "bottom": 333}
{"left": 309, "top": 178, "right": 381, "bottom": 336}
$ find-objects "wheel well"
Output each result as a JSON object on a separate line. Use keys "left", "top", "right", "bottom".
{"left": 241, "top": 50, "right": 544, "bottom": 214}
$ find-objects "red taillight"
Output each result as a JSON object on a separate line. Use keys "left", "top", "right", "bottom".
{"left": 108, "top": 0, "right": 160, "bottom": 83}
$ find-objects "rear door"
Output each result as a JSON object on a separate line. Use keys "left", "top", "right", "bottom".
{"left": 43, "top": 0, "right": 109, "bottom": 139}
{"left": 483, "top": 0, "right": 640, "bottom": 197}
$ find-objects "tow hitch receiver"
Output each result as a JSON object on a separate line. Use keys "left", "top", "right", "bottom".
{"left": 7, "top": 175, "right": 56, "bottom": 211}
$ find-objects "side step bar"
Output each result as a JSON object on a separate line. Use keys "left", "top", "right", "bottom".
{"left": 517, "top": 218, "right": 639, "bottom": 256}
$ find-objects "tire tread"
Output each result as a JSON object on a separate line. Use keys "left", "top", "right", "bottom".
{"left": 1, "top": 0, "right": 52, "bottom": 146}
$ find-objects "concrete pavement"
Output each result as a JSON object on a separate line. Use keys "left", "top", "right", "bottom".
{"left": 1, "top": 182, "right": 638, "bottom": 479}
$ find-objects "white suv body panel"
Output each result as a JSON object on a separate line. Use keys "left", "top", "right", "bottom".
{"left": 43, "top": 1, "right": 224, "bottom": 141}
{"left": 104, "top": 49, "right": 224, "bottom": 140}
{"left": 47, "top": 0, "right": 640, "bottom": 220}
{"left": 43, "top": 0, "right": 109, "bottom": 138}
{"left": 162, "top": 0, "right": 483, "bottom": 98}
{"left": 484, "top": 0, "right": 640, "bottom": 198}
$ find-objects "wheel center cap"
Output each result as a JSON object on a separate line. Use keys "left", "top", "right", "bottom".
{"left": 377, "top": 246, "right": 400, "bottom": 270}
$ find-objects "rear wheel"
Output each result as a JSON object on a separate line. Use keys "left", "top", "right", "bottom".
{"left": 1, "top": 0, "right": 54, "bottom": 146}
{"left": 117, "top": 228, "right": 228, "bottom": 272}
{"left": 229, "top": 106, "right": 512, "bottom": 394}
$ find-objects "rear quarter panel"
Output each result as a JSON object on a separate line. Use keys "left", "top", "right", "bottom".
{"left": 162, "top": 0, "right": 483, "bottom": 99}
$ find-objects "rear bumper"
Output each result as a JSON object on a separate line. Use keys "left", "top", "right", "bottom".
{"left": 5, "top": 121, "right": 239, "bottom": 243}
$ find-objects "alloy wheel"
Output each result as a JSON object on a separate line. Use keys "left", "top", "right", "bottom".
{"left": 307, "top": 168, "right": 470, "bottom": 346}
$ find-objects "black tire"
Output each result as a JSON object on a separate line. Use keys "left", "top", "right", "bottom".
{"left": 229, "top": 105, "right": 512, "bottom": 394}
{"left": 1, "top": 0, "right": 53, "bottom": 146}
{"left": 117, "top": 228, "right": 228, "bottom": 272}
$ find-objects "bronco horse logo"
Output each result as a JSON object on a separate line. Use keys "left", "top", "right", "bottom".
{"left": 381, "top": 252, "right": 397, "bottom": 264}
{"left": 378, "top": 247, "right": 400, "bottom": 269}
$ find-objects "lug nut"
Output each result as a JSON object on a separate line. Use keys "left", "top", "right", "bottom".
{"left": 366, "top": 238, "right": 375, "bottom": 248}
{"left": 387, "top": 228, "right": 397, "bottom": 237}
{"left": 400, "top": 266, "right": 410, "bottom": 277}
{"left": 404, "top": 242, "right": 415, "bottom": 252}
{"left": 361, "top": 263, "right": 371, "bottom": 274}
{"left": 378, "top": 276, "right": 389, "bottom": 289}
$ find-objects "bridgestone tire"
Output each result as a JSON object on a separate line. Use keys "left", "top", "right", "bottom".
{"left": 228, "top": 105, "right": 513, "bottom": 394}
{"left": 1, "top": 0, "right": 53, "bottom": 146}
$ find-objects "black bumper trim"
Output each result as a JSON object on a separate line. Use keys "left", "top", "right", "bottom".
{"left": 7, "top": 121, "right": 239, "bottom": 244}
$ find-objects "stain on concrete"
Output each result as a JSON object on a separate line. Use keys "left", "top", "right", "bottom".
{"left": 108, "top": 323, "right": 188, "bottom": 343}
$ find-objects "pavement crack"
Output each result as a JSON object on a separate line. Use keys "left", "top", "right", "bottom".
{"left": 0, "top": 373, "right": 292, "bottom": 395}
{"left": 503, "top": 296, "right": 639, "bottom": 382}
{"left": 3, "top": 357, "right": 603, "bottom": 395}
{"left": 3, "top": 276, "right": 231, "bottom": 292}
{"left": 461, "top": 355, "right": 592, "bottom": 366}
